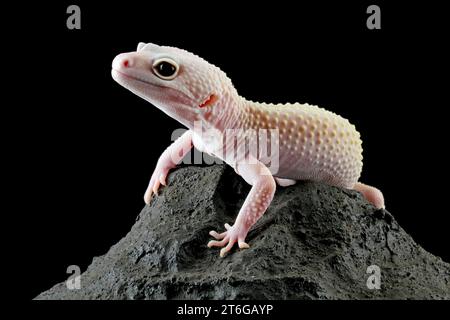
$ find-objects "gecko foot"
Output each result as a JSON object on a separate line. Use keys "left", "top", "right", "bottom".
{"left": 207, "top": 223, "right": 250, "bottom": 257}
{"left": 144, "top": 165, "right": 171, "bottom": 204}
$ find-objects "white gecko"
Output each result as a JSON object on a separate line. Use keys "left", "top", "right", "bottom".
{"left": 112, "top": 43, "right": 385, "bottom": 257}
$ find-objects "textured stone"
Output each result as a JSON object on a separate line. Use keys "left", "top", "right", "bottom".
{"left": 35, "top": 165, "right": 450, "bottom": 300}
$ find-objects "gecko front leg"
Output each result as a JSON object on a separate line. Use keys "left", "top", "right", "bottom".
{"left": 144, "top": 130, "right": 193, "bottom": 203}
{"left": 208, "top": 158, "right": 276, "bottom": 257}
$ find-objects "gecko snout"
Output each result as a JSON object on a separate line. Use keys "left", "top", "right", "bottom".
{"left": 112, "top": 53, "right": 135, "bottom": 71}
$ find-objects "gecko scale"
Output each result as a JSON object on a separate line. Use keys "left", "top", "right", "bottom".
{"left": 112, "top": 43, "right": 384, "bottom": 257}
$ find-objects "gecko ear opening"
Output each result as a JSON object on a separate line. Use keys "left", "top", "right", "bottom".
{"left": 137, "top": 42, "right": 146, "bottom": 51}
{"left": 199, "top": 94, "right": 218, "bottom": 108}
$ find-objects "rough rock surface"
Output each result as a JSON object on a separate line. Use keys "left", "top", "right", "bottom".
{"left": 36, "top": 165, "right": 450, "bottom": 299}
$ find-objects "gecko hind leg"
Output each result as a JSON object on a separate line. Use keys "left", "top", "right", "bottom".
{"left": 274, "top": 177, "right": 297, "bottom": 187}
{"left": 353, "top": 182, "right": 385, "bottom": 209}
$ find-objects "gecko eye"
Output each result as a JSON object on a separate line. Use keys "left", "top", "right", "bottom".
{"left": 152, "top": 58, "right": 179, "bottom": 80}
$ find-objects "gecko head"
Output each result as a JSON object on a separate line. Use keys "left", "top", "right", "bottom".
{"left": 112, "top": 43, "right": 236, "bottom": 128}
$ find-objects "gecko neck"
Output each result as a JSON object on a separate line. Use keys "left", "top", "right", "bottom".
{"left": 192, "top": 93, "right": 258, "bottom": 133}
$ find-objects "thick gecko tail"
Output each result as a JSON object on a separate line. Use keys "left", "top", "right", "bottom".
{"left": 353, "top": 182, "right": 385, "bottom": 209}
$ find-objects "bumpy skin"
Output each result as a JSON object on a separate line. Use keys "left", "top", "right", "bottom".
{"left": 243, "top": 102, "right": 363, "bottom": 188}
{"left": 112, "top": 43, "right": 384, "bottom": 257}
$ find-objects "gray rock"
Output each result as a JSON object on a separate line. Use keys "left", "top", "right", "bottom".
{"left": 35, "top": 165, "right": 450, "bottom": 300}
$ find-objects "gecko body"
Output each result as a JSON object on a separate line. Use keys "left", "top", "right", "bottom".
{"left": 112, "top": 43, "right": 384, "bottom": 257}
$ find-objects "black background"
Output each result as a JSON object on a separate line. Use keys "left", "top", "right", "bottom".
{"left": 9, "top": 1, "right": 449, "bottom": 301}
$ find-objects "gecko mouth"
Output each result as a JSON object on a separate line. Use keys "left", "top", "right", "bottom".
{"left": 112, "top": 69, "right": 195, "bottom": 103}
{"left": 112, "top": 69, "right": 167, "bottom": 89}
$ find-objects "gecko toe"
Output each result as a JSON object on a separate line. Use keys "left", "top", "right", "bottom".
{"left": 152, "top": 180, "right": 160, "bottom": 195}
{"left": 219, "top": 241, "right": 235, "bottom": 258}
{"left": 209, "top": 230, "right": 226, "bottom": 240}
{"left": 159, "top": 173, "right": 167, "bottom": 186}
{"left": 143, "top": 192, "right": 152, "bottom": 204}
{"left": 207, "top": 237, "right": 229, "bottom": 248}
{"left": 238, "top": 241, "right": 250, "bottom": 249}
